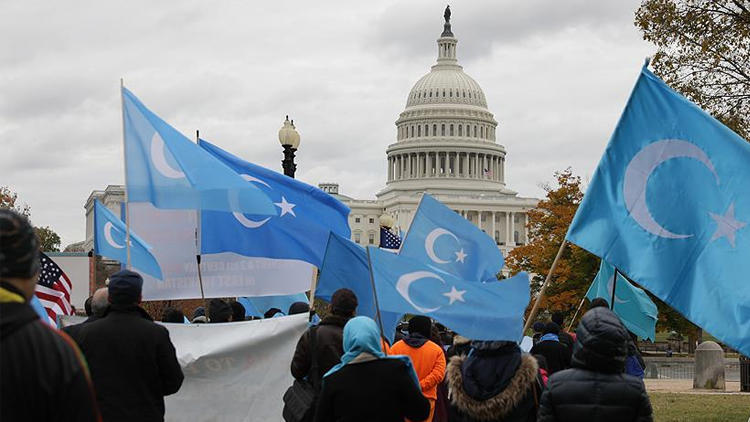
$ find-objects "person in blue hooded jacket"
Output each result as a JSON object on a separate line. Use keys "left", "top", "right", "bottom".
{"left": 314, "top": 316, "right": 430, "bottom": 422}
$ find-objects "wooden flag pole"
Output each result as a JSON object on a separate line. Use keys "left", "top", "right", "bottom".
{"left": 568, "top": 296, "right": 586, "bottom": 332}
{"left": 522, "top": 239, "right": 567, "bottom": 333}
{"left": 308, "top": 267, "right": 318, "bottom": 322}
{"left": 194, "top": 129, "right": 207, "bottom": 311}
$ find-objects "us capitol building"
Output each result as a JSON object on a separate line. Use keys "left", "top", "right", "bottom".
{"left": 322, "top": 8, "right": 537, "bottom": 259}
{"left": 81, "top": 8, "right": 537, "bottom": 262}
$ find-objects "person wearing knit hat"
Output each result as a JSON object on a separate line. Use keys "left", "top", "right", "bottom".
{"left": 0, "top": 209, "right": 100, "bottom": 421}
{"left": 530, "top": 321, "right": 572, "bottom": 375}
{"left": 208, "top": 298, "right": 232, "bottom": 323}
{"left": 390, "top": 316, "right": 446, "bottom": 422}
{"left": 74, "top": 268, "right": 184, "bottom": 421}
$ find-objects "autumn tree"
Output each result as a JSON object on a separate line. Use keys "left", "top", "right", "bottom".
{"left": 0, "top": 186, "right": 31, "bottom": 217}
{"left": 635, "top": 0, "right": 750, "bottom": 139}
{"left": 1, "top": 186, "right": 62, "bottom": 251}
{"left": 506, "top": 169, "right": 599, "bottom": 323}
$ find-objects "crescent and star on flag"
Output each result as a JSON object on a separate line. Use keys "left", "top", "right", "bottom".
{"left": 149, "top": 132, "right": 298, "bottom": 228}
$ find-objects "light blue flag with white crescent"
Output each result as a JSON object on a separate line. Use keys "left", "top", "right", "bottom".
{"left": 368, "top": 246, "right": 529, "bottom": 341}
{"left": 121, "top": 87, "right": 275, "bottom": 215}
{"left": 197, "top": 139, "right": 351, "bottom": 267}
{"left": 566, "top": 64, "right": 750, "bottom": 356}
{"left": 238, "top": 293, "right": 309, "bottom": 318}
{"left": 585, "top": 260, "right": 658, "bottom": 341}
{"left": 93, "top": 200, "right": 163, "bottom": 279}
{"left": 400, "top": 194, "right": 503, "bottom": 283}
{"left": 317, "top": 233, "right": 402, "bottom": 342}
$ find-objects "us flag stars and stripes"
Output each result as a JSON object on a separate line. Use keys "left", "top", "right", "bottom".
{"left": 35, "top": 252, "right": 73, "bottom": 325}
{"left": 379, "top": 226, "right": 402, "bottom": 251}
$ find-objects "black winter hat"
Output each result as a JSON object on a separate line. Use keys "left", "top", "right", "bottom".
{"left": 0, "top": 209, "right": 40, "bottom": 279}
{"left": 408, "top": 315, "right": 432, "bottom": 338}
{"left": 208, "top": 299, "right": 232, "bottom": 323}
{"left": 544, "top": 321, "right": 561, "bottom": 335}
{"left": 330, "top": 288, "right": 358, "bottom": 316}
{"left": 108, "top": 270, "right": 143, "bottom": 304}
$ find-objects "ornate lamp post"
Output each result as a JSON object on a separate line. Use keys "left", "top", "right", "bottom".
{"left": 278, "top": 115, "right": 301, "bottom": 178}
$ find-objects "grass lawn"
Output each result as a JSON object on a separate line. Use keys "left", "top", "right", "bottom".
{"left": 650, "top": 392, "right": 750, "bottom": 421}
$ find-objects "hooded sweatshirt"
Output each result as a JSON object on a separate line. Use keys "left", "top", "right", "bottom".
{"left": 391, "top": 333, "right": 446, "bottom": 400}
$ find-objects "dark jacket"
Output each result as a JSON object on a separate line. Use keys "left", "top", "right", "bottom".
{"left": 63, "top": 314, "right": 101, "bottom": 341}
{"left": 558, "top": 331, "right": 575, "bottom": 352}
{"left": 529, "top": 339, "right": 570, "bottom": 375}
{"left": 447, "top": 342, "right": 542, "bottom": 422}
{"left": 291, "top": 314, "right": 350, "bottom": 385}
{"left": 314, "top": 357, "right": 430, "bottom": 422}
{"left": 537, "top": 308, "right": 653, "bottom": 422}
{"left": 0, "top": 284, "right": 100, "bottom": 422}
{"left": 75, "top": 304, "right": 184, "bottom": 422}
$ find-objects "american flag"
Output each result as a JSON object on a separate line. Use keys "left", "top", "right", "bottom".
{"left": 35, "top": 252, "right": 73, "bottom": 325}
{"left": 484, "top": 168, "right": 492, "bottom": 177}
{"left": 379, "top": 226, "right": 402, "bottom": 251}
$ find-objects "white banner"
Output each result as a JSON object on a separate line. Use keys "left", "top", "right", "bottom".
{"left": 127, "top": 203, "right": 314, "bottom": 300}
{"left": 60, "top": 314, "right": 307, "bottom": 421}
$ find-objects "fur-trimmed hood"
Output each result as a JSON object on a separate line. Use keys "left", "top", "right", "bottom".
{"left": 447, "top": 354, "right": 538, "bottom": 421}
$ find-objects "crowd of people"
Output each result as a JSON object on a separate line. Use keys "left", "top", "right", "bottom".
{"left": 2, "top": 207, "right": 654, "bottom": 421}
{"left": 290, "top": 290, "right": 653, "bottom": 422}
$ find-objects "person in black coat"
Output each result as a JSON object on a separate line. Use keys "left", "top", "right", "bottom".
{"left": 0, "top": 209, "right": 100, "bottom": 422}
{"left": 75, "top": 270, "right": 184, "bottom": 422}
{"left": 447, "top": 341, "right": 543, "bottom": 422}
{"left": 550, "top": 312, "right": 575, "bottom": 352}
{"left": 529, "top": 322, "right": 571, "bottom": 375}
{"left": 291, "top": 288, "right": 357, "bottom": 386}
{"left": 314, "top": 316, "right": 430, "bottom": 422}
{"left": 64, "top": 286, "right": 108, "bottom": 339}
{"left": 537, "top": 307, "right": 653, "bottom": 422}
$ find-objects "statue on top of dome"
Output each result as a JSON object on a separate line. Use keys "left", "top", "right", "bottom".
{"left": 442, "top": 5, "right": 453, "bottom": 37}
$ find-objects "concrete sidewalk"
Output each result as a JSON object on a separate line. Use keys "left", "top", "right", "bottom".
{"left": 645, "top": 379, "right": 749, "bottom": 395}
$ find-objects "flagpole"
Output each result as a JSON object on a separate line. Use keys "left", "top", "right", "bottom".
{"left": 365, "top": 246, "right": 387, "bottom": 343}
{"left": 194, "top": 129, "right": 207, "bottom": 310}
{"left": 308, "top": 267, "right": 318, "bottom": 322}
{"left": 522, "top": 239, "right": 567, "bottom": 333}
{"left": 120, "top": 78, "right": 132, "bottom": 269}
{"left": 568, "top": 296, "right": 586, "bottom": 332}
{"left": 395, "top": 193, "right": 426, "bottom": 254}
{"left": 611, "top": 267, "right": 619, "bottom": 311}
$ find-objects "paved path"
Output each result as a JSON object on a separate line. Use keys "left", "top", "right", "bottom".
{"left": 645, "top": 379, "right": 749, "bottom": 395}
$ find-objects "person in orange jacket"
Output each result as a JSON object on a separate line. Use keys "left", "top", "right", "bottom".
{"left": 390, "top": 316, "right": 446, "bottom": 422}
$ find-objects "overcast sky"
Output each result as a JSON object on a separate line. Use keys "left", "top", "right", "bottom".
{"left": 1, "top": 0, "right": 653, "bottom": 247}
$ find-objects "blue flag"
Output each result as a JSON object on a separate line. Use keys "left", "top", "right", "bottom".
{"left": 586, "top": 260, "right": 658, "bottom": 341}
{"left": 368, "top": 246, "right": 529, "bottom": 341}
{"left": 197, "top": 139, "right": 351, "bottom": 267}
{"left": 567, "top": 65, "right": 750, "bottom": 356}
{"left": 400, "top": 194, "right": 503, "bottom": 282}
{"left": 93, "top": 200, "right": 163, "bottom": 279}
{"left": 122, "top": 87, "right": 275, "bottom": 215}
{"left": 316, "top": 233, "right": 402, "bottom": 342}
{"left": 238, "top": 293, "right": 309, "bottom": 318}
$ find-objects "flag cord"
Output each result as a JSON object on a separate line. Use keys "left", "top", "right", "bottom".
{"left": 365, "top": 247, "right": 388, "bottom": 345}
{"left": 522, "top": 240, "right": 567, "bottom": 334}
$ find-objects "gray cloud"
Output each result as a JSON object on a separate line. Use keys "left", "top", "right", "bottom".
{"left": 2, "top": 0, "right": 652, "bottom": 246}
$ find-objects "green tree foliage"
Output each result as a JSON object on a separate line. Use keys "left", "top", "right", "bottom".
{"left": 506, "top": 169, "right": 600, "bottom": 322}
{"left": 635, "top": 0, "right": 750, "bottom": 139}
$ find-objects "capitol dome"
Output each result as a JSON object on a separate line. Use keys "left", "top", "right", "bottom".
{"left": 406, "top": 69, "right": 488, "bottom": 108}
{"left": 380, "top": 6, "right": 510, "bottom": 199}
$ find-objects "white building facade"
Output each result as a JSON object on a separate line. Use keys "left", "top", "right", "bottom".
{"left": 326, "top": 11, "right": 538, "bottom": 260}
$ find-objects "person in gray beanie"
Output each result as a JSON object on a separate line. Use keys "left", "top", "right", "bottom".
{"left": 75, "top": 269, "right": 184, "bottom": 422}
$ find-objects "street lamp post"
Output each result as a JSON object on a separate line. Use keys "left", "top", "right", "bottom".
{"left": 278, "top": 115, "right": 301, "bottom": 178}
